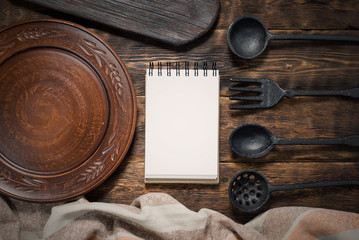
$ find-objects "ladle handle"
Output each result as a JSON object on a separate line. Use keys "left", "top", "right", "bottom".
{"left": 275, "top": 135, "right": 359, "bottom": 147}
{"left": 270, "top": 179, "right": 359, "bottom": 192}
{"left": 269, "top": 33, "right": 359, "bottom": 42}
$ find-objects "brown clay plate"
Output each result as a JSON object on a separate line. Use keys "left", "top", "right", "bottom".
{"left": 0, "top": 19, "right": 136, "bottom": 202}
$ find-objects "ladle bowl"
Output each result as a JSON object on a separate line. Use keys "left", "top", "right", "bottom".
{"left": 227, "top": 15, "right": 359, "bottom": 59}
{"left": 229, "top": 124, "right": 359, "bottom": 158}
{"left": 227, "top": 16, "right": 268, "bottom": 59}
{"left": 229, "top": 124, "right": 274, "bottom": 158}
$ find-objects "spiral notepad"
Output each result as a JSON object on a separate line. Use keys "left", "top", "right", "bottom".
{"left": 145, "top": 62, "right": 219, "bottom": 184}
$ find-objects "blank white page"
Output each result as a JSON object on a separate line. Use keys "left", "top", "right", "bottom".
{"left": 145, "top": 68, "right": 219, "bottom": 183}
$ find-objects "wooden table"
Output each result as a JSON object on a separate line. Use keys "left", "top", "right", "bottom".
{"left": 1, "top": 0, "right": 358, "bottom": 224}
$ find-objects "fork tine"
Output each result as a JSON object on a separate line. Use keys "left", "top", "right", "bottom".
{"left": 230, "top": 78, "right": 265, "bottom": 83}
{"left": 229, "top": 95, "right": 262, "bottom": 101}
{"left": 230, "top": 104, "right": 264, "bottom": 109}
{"left": 229, "top": 87, "right": 262, "bottom": 92}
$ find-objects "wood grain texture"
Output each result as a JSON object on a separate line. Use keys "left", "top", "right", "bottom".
{"left": 218, "top": 0, "right": 359, "bottom": 30}
{"left": 21, "top": 0, "right": 220, "bottom": 46}
{"left": 85, "top": 160, "right": 359, "bottom": 224}
{"left": 1, "top": 0, "right": 359, "bottom": 223}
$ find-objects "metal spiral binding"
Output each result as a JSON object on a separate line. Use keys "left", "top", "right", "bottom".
{"left": 149, "top": 62, "right": 217, "bottom": 76}
{"left": 185, "top": 61, "right": 190, "bottom": 76}
{"left": 149, "top": 62, "right": 154, "bottom": 76}
{"left": 167, "top": 62, "right": 171, "bottom": 76}
{"left": 175, "top": 62, "right": 180, "bottom": 76}
{"left": 194, "top": 62, "right": 199, "bottom": 76}
{"left": 158, "top": 62, "right": 162, "bottom": 76}
{"left": 203, "top": 62, "right": 208, "bottom": 77}
{"left": 212, "top": 62, "right": 217, "bottom": 76}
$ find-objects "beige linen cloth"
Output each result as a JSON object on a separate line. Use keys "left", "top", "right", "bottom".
{"left": 0, "top": 193, "right": 358, "bottom": 240}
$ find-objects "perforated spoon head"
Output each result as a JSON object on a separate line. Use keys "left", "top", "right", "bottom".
{"left": 228, "top": 170, "right": 271, "bottom": 213}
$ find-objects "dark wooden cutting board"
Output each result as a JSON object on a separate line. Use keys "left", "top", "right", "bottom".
{"left": 23, "top": 0, "right": 220, "bottom": 46}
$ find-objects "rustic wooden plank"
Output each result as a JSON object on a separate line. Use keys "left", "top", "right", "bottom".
{"left": 1, "top": 0, "right": 359, "bottom": 227}
{"left": 219, "top": 0, "right": 359, "bottom": 30}
{"left": 22, "top": 0, "right": 219, "bottom": 46}
{"left": 3, "top": 0, "right": 359, "bottom": 38}
{"left": 103, "top": 29, "right": 359, "bottom": 97}
{"left": 85, "top": 161, "right": 359, "bottom": 224}
{"left": 5, "top": 0, "right": 359, "bottom": 30}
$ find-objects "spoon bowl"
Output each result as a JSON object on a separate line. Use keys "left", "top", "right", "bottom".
{"left": 229, "top": 124, "right": 359, "bottom": 158}
{"left": 229, "top": 124, "right": 274, "bottom": 158}
{"left": 227, "top": 15, "right": 269, "bottom": 59}
{"left": 227, "top": 15, "right": 359, "bottom": 59}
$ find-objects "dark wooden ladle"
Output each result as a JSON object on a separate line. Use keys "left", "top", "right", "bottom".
{"left": 229, "top": 170, "right": 359, "bottom": 213}
{"left": 229, "top": 124, "right": 359, "bottom": 158}
{"left": 227, "top": 15, "right": 359, "bottom": 59}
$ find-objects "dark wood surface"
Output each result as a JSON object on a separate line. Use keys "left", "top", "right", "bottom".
{"left": 1, "top": 0, "right": 358, "bottom": 223}
{"left": 22, "top": 0, "right": 220, "bottom": 46}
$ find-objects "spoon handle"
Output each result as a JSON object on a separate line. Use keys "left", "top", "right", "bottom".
{"left": 269, "top": 33, "right": 359, "bottom": 42}
{"left": 275, "top": 135, "right": 359, "bottom": 147}
{"left": 270, "top": 179, "right": 359, "bottom": 192}
{"left": 284, "top": 88, "right": 359, "bottom": 98}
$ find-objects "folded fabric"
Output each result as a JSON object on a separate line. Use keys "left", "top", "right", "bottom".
{"left": 0, "top": 193, "right": 358, "bottom": 240}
